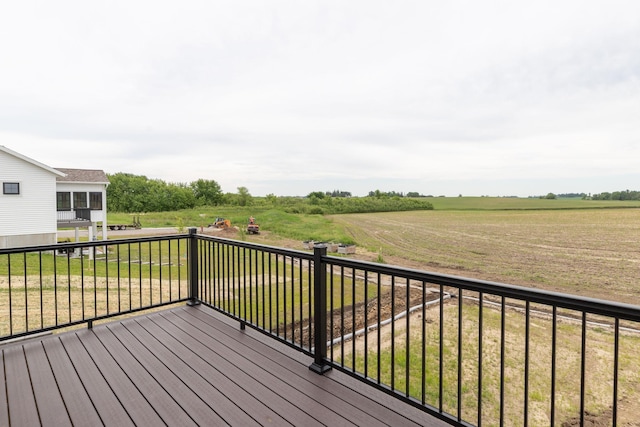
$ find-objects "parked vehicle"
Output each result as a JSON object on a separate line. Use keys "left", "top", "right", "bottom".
{"left": 108, "top": 216, "right": 142, "bottom": 230}
{"left": 247, "top": 216, "right": 260, "bottom": 234}
{"left": 209, "top": 217, "right": 231, "bottom": 229}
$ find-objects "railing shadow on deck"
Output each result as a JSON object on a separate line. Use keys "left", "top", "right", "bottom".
{"left": 2, "top": 228, "right": 640, "bottom": 427}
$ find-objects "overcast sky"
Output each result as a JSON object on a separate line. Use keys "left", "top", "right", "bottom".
{"left": 1, "top": 1, "right": 639, "bottom": 197}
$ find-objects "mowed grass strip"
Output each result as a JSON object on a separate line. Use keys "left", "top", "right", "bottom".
{"left": 0, "top": 275, "right": 189, "bottom": 336}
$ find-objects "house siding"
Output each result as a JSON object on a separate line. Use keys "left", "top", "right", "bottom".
{"left": 0, "top": 151, "right": 58, "bottom": 247}
{"left": 56, "top": 182, "right": 108, "bottom": 222}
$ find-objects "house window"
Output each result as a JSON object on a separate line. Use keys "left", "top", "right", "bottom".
{"left": 73, "top": 192, "right": 88, "bottom": 209}
{"left": 57, "top": 192, "right": 71, "bottom": 211}
{"left": 3, "top": 182, "right": 20, "bottom": 195}
{"left": 90, "top": 192, "right": 103, "bottom": 210}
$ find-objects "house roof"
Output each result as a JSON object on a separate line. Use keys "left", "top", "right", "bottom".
{"left": 55, "top": 168, "right": 110, "bottom": 184}
{"left": 0, "top": 145, "right": 67, "bottom": 177}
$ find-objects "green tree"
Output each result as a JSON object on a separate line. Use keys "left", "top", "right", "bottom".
{"left": 107, "top": 173, "right": 149, "bottom": 212}
{"left": 307, "top": 191, "right": 325, "bottom": 199}
{"left": 265, "top": 193, "right": 277, "bottom": 205}
{"left": 166, "top": 182, "right": 196, "bottom": 210}
{"left": 107, "top": 173, "right": 196, "bottom": 212}
{"left": 237, "top": 186, "right": 252, "bottom": 207}
{"left": 191, "top": 179, "right": 223, "bottom": 206}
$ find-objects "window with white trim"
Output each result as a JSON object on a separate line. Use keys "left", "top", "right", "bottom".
{"left": 73, "top": 192, "right": 88, "bottom": 208}
{"left": 57, "top": 192, "right": 71, "bottom": 211}
{"left": 90, "top": 192, "right": 103, "bottom": 210}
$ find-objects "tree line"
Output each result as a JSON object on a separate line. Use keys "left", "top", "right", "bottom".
{"left": 106, "top": 173, "right": 434, "bottom": 214}
{"left": 590, "top": 190, "right": 640, "bottom": 201}
{"left": 540, "top": 191, "right": 640, "bottom": 201}
{"left": 106, "top": 173, "right": 251, "bottom": 213}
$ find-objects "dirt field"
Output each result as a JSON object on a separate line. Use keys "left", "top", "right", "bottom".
{"left": 329, "top": 209, "right": 640, "bottom": 306}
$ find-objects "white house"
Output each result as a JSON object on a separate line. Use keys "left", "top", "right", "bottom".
{"left": 1, "top": 145, "right": 66, "bottom": 248}
{"left": 55, "top": 168, "right": 110, "bottom": 244}
{"left": 0, "top": 146, "right": 109, "bottom": 249}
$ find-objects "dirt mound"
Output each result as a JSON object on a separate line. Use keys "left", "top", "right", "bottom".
{"left": 283, "top": 286, "right": 439, "bottom": 347}
{"left": 561, "top": 399, "right": 640, "bottom": 427}
{"left": 200, "top": 226, "right": 239, "bottom": 238}
{"left": 561, "top": 409, "right": 613, "bottom": 427}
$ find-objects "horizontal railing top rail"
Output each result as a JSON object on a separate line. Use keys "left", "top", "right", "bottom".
{"left": 0, "top": 234, "right": 189, "bottom": 255}
{"left": 196, "top": 233, "right": 315, "bottom": 260}
{"left": 193, "top": 233, "right": 640, "bottom": 324}
{"left": 322, "top": 255, "right": 640, "bottom": 323}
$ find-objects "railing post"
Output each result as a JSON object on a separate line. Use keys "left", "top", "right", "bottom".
{"left": 187, "top": 227, "right": 201, "bottom": 306}
{"left": 310, "top": 244, "right": 331, "bottom": 374}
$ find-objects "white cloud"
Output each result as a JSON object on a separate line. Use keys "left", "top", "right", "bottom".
{"left": 1, "top": 0, "right": 639, "bottom": 196}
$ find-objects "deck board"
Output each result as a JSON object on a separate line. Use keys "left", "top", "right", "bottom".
{"left": 150, "top": 311, "right": 346, "bottom": 426}
{"left": 40, "top": 337, "right": 104, "bottom": 426}
{"left": 3, "top": 345, "right": 41, "bottom": 426}
{"left": 0, "top": 351, "right": 10, "bottom": 426}
{"left": 22, "top": 342, "right": 72, "bottom": 427}
{"left": 171, "top": 307, "right": 399, "bottom": 427}
{"left": 120, "top": 317, "right": 278, "bottom": 425}
{"left": 76, "top": 329, "right": 167, "bottom": 426}
{"left": 181, "top": 307, "right": 438, "bottom": 427}
{"left": 57, "top": 333, "right": 136, "bottom": 426}
{"left": 90, "top": 326, "right": 199, "bottom": 426}
{"left": 130, "top": 315, "right": 296, "bottom": 425}
{"left": 1, "top": 304, "right": 451, "bottom": 427}
{"left": 103, "top": 321, "right": 231, "bottom": 426}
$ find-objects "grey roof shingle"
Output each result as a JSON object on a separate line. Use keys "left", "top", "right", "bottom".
{"left": 55, "top": 168, "right": 109, "bottom": 184}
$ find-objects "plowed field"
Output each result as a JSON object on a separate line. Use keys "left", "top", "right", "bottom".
{"left": 330, "top": 208, "right": 640, "bottom": 305}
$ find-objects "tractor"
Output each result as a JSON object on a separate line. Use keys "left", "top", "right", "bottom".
{"left": 246, "top": 216, "right": 260, "bottom": 234}
{"left": 209, "top": 217, "right": 231, "bottom": 229}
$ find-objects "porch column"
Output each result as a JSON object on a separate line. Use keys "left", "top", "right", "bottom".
{"left": 74, "top": 227, "right": 81, "bottom": 257}
{"left": 187, "top": 227, "right": 201, "bottom": 306}
{"left": 88, "top": 226, "right": 94, "bottom": 260}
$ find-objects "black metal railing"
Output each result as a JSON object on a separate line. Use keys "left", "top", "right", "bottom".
{"left": 195, "top": 233, "right": 316, "bottom": 353}
{"left": 3, "top": 229, "right": 640, "bottom": 427}
{"left": 75, "top": 207, "right": 92, "bottom": 221}
{"left": 194, "top": 233, "right": 640, "bottom": 427}
{"left": 0, "top": 234, "right": 190, "bottom": 341}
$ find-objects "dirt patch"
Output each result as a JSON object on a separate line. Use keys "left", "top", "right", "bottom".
{"left": 283, "top": 286, "right": 440, "bottom": 347}
{"left": 560, "top": 398, "right": 640, "bottom": 427}
{"left": 561, "top": 409, "right": 613, "bottom": 427}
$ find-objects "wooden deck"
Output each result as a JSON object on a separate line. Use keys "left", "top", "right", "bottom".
{"left": 0, "top": 304, "right": 450, "bottom": 426}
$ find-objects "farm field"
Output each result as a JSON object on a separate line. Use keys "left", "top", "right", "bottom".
{"left": 329, "top": 208, "right": 640, "bottom": 306}
{"left": 106, "top": 200, "right": 640, "bottom": 306}
{"left": 326, "top": 207, "right": 640, "bottom": 425}
{"left": 6, "top": 201, "right": 640, "bottom": 425}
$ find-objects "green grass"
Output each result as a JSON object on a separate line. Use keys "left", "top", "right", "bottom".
{"left": 212, "top": 253, "right": 376, "bottom": 324}
{"left": 341, "top": 300, "right": 640, "bottom": 426}
{"left": 108, "top": 206, "right": 261, "bottom": 229}
{"left": 1, "top": 239, "right": 189, "bottom": 279}
{"left": 0, "top": 239, "right": 191, "bottom": 336}
{"left": 108, "top": 207, "right": 356, "bottom": 244}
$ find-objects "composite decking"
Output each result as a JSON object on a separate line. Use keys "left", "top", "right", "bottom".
{"left": 1, "top": 304, "right": 449, "bottom": 426}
